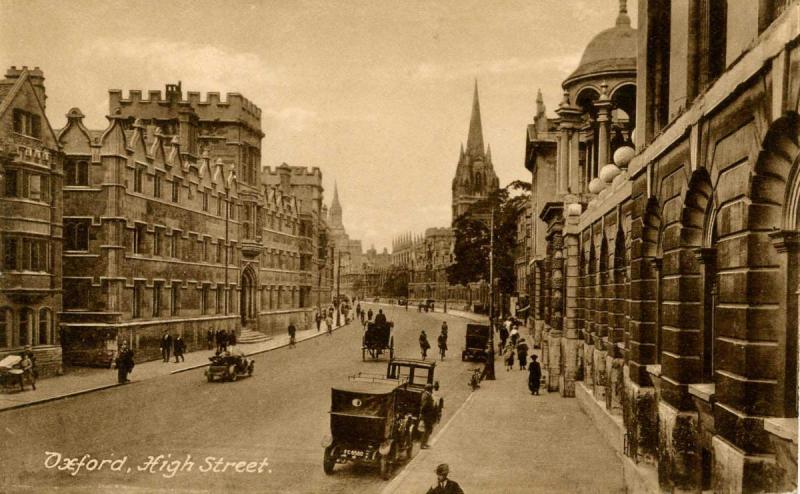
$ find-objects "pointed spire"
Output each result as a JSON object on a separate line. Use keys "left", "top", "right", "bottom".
{"left": 486, "top": 143, "right": 492, "bottom": 161}
{"left": 330, "top": 181, "right": 343, "bottom": 227}
{"left": 466, "top": 79, "right": 484, "bottom": 156}
{"left": 616, "top": 0, "right": 630, "bottom": 26}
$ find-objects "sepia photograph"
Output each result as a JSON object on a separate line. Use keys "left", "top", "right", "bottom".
{"left": 0, "top": 0, "right": 798, "bottom": 492}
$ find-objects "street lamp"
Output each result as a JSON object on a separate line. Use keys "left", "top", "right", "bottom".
{"left": 484, "top": 206, "right": 496, "bottom": 381}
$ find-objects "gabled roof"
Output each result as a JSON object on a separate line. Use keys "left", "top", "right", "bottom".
{"left": 0, "top": 68, "right": 60, "bottom": 146}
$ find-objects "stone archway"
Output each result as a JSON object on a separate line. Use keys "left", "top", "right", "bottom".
{"left": 240, "top": 266, "right": 257, "bottom": 326}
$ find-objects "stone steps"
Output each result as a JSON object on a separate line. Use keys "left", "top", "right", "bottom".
{"left": 237, "top": 329, "right": 270, "bottom": 344}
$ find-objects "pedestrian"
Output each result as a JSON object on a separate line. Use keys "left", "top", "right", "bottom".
{"left": 426, "top": 463, "right": 464, "bottom": 494}
{"left": 509, "top": 326, "right": 520, "bottom": 347}
{"left": 19, "top": 351, "right": 35, "bottom": 390}
{"left": 160, "top": 331, "right": 172, "bottom": 363}
{"left": 219, "top": 329, "right": 228, "bottom": 353}
{"left": 173, "top": 335, "right": 185, "bottom": 363}
{"left": 437, "top": 330, "right": 448, "bottom": 360}
{"left": 356, "top": 303, "right": 361, "bottom": 320}
{"left": 367, "top": 308, "right": 373, "bottom": 322}
{"left": 116, "top": 344, "right": 134, "bottom": 383}
{"left": 517, "top": 338, "right": 529, "bottom": 370}
{"left": 499, "top": 324, "right": 509, "bottom": 354}
{"left": 505, "top": 345, "right": 516, "bottom": 371}
{"left": 326, "top": 314, "right": 333, "bottom": 335}
{"left": 441, "top": 321, "right": 448, "bottom": 338}
{"left": 528, "top": 354, "right": 542, "bottom": 395}
{"left": 419, "top": 330, "right": 431, "bottom": 360}
{"left": 206, "top": 328, "right": 214, "bottom": 350}
{"left": 229, "top": 330, "right": 237, "bottom": 348}
{"left": 360, "top": 308, "right": 366, "bottom": 324}
{"left": 419, "top": 384, "right": 437, "bottom": 449}
{"left": 315, "top": 311, "right": 322, "bottom": 332}
{"left": 288, "top": 322, "right": 297, "bottom": 348}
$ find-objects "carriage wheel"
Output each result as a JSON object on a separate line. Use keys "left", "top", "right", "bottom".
{"left": 323, "top": 446, "right": 336, "bottom": 475}
{"left": 379, "top": 451, "right": 391, "bottom": 480}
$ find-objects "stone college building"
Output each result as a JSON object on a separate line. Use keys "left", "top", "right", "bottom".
{"left": 525, "top": 1, "right": 799, "bottom": 492}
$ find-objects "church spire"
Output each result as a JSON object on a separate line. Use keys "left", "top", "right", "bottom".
{"left": 466, "top": 79, "right": 484, "bottom": 156}
{"left": 330, "top": 181, "right": 343, "bottom": 227}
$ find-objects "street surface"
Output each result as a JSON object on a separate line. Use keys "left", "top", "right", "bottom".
{"left": 0, "top": 305, "right": 475, "bottom": 494}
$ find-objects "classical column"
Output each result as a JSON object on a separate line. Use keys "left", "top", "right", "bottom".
{"left": 562, "top": 228, "right": 581, "bottom": 397}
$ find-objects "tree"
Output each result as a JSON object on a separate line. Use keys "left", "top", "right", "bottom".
{"left": 447, "top": 182, "right": 530, "bottom": 296}
{"left": 381, "top": 265, "right": 409, "bottom": 297}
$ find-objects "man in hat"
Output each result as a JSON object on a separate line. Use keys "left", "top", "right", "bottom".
{"left": 426, "top": 464, "right": 463, "bottom": 494}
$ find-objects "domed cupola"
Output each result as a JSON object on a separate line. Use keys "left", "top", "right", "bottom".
{"left": 563, "top": 0, "right": 637, "bottom": 88}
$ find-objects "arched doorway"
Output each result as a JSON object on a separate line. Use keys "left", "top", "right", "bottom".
{"left": 240, "top": 266, "right": 257, "bottom": 326}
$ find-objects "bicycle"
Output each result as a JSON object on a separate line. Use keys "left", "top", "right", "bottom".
{"left": 468, "top": 367, "right": 482, "bottom": 391}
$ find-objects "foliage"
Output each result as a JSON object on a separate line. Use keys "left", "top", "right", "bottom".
{"left": 381, "top": 265, "right": 409, "bottom": 297}
{"left": 447, "top": 182, "right": 530, "bottom": 296}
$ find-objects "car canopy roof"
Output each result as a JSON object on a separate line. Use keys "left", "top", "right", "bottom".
{"left": 330, "top": 381, "right": 397, "bottom": 418}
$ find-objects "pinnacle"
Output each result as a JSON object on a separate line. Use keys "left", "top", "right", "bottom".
{"left": 466, "top": 79, "right": 484, "bottom": 156}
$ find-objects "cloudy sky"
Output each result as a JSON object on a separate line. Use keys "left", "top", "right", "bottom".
{"left": 1, "top": 0, "right": 636, "bottom": 252}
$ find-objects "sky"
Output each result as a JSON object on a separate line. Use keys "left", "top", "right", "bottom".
{"left": 0, "top": 0, "right": 636, "bottom": 252}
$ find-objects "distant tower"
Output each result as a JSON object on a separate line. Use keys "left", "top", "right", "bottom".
{"left": 451, "top": 80, "right": 499, "bottom": 223}
{"left": 329, "top": 182, "right": 343, "bottom": 228}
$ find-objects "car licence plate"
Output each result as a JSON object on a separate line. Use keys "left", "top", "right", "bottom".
{"left": 342, "top": 449, "right": 372, "bottom": 460}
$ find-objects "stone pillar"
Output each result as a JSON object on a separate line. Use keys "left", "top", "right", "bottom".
{"left": 595, "top": 95, "right": 612, "bottom": 172}
{"left": 562, "top": 223, "right": 581, "bottom": 397}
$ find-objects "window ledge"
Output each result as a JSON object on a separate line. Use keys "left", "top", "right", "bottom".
{"left": 763, "top": 418, "right": 798, "bottom": 443}
{"left": 688, "top": 383, "right": 716, "bottom": 403}
{"left": 645, "top": 364, "right": 662, "bottom": 378}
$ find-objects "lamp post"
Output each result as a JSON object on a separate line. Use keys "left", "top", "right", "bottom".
{"left": 336, "top": 250, "right": 342, "bottom": 327}
{"left": 485, "top": 206, "right": 496, "bottom": 380}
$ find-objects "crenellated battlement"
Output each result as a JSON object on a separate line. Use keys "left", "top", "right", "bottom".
{"left": 108, "top": 87, "right": 262, "bottom": 128}
{"left": 261, "top": 164, "right": 322, "bottom": 177}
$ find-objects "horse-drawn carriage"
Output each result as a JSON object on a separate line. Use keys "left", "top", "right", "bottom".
{"left": 362, "top": 321, "right": 394, "bottom": 361}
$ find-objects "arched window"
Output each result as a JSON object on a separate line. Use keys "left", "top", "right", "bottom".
{"left": 0, "top": 308, "right": 10, "bottom": 348}
{"left": 38, "top": 308, "right": 50, "bottom": 345}
{"left": 19, "top": 308, "right": 33, "bottom": 347}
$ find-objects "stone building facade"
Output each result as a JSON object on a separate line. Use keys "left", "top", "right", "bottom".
{"left": 527, "top": 1, "right": 799, "bottom": 492}
{"left": 0, "top": 67, "right": 64, "bottom": 377}
{"left": 56, "top": 84, "right": 322, "bottom": 365}
{"left": 262, "top": 163, "right": 333, "bottom": 311}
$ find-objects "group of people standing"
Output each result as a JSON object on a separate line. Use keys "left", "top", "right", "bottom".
{"left": 159, "top": 331, "right": 187, "bottom": 363}
{"left": 204, "top": 328, "right": 237, "bottom": 355}
{"left": 315, "top": 308, "right": 335, "bottom": 334}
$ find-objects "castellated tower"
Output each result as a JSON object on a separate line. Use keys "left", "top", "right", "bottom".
{"left": 451, "top": 80, "right": 499, "bottom": 223}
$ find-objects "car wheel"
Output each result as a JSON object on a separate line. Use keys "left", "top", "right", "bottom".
{"left": 323, "top": 446, "right": 336, "bottom": 475}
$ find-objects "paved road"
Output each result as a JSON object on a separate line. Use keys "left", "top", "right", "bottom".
{"left": 0, "top": 305, "right": 477, "bottom": 493}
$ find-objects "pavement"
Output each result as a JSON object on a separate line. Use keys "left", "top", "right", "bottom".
{"left": 367, "top": 302, "right": 625, "bottom": 494}
{"left": 0, "top": 316, "right": 347, "bottom": 413}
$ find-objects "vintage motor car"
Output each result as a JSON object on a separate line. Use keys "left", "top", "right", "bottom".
{"left": 387, "top": 358, "right": 443, "bottom": 429}
{"left": 205, "top": 350, "right": 254, "bottom": 382}
{"left": 322, "top": 380, "right": 416, "bottom": 479}
{"left": 362, "top": 320, "right": 394, "bottom": 361}
{"left": 462, "top": 323, "right": 491, "bottom": 361}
